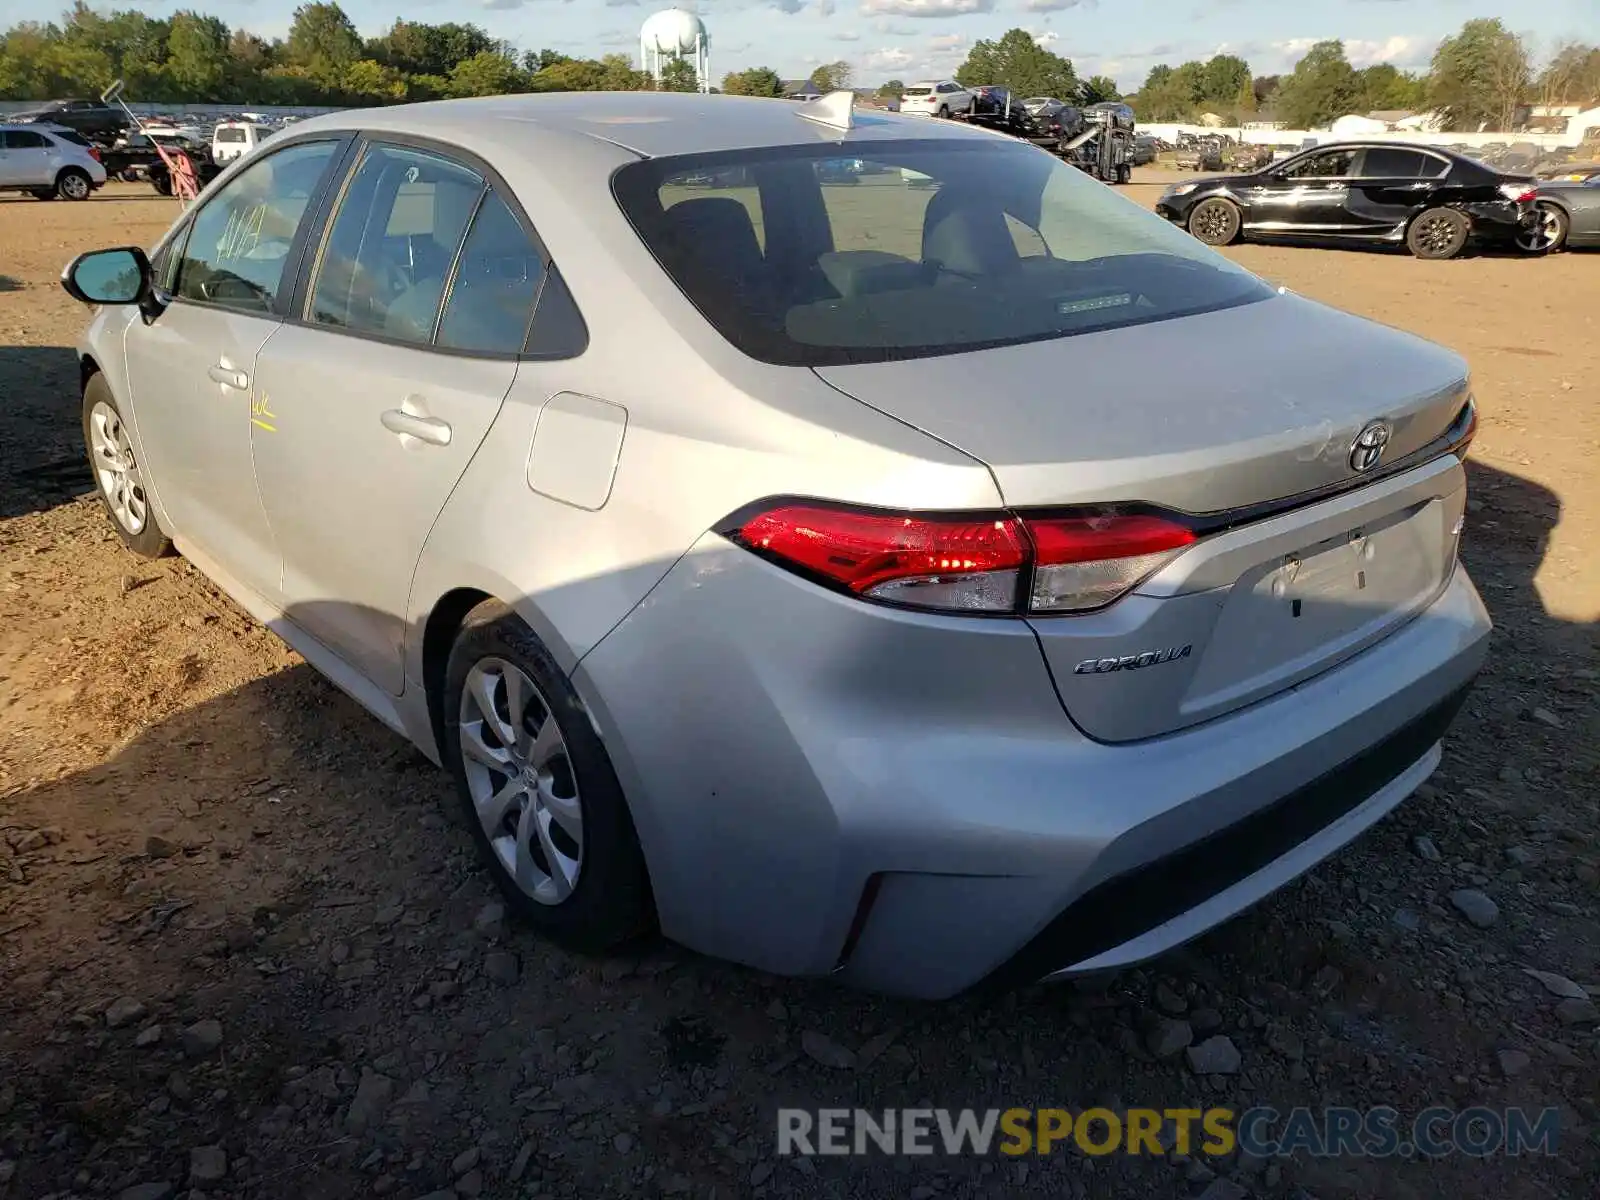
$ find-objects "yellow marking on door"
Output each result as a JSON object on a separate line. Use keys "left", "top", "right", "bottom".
{"left": 250, "top": 418, "right": 277, "bottom": 433}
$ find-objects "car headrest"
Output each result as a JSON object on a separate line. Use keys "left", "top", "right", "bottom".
{"left": 921, "top": 186, "right": 1019, "bottom": 278}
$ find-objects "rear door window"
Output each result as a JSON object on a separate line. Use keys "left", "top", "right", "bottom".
{"left": 307, "top": 143, "right": 485, "bottom": 344}
{"left": 435, "top": 191, "right": 547, "bottom": 356}
{"left": 1357, "top": 148, "right": 1430, "bottom": 178}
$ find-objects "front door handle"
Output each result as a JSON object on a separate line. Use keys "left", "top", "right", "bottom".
{"left": 207, "top": 364, "right": 249, "bottom": 390}
{"left": 381, "top": 409, "right": 452, "bottom": 446}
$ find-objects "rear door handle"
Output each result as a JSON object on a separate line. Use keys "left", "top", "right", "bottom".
{"left": 381, "top": 409, "right": 452, "bottom": 446}
{"left": 207, "top": 364, "right": 249, "bottom": 390}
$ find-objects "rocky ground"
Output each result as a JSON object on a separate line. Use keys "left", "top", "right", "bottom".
{"left": 0, "top": 182, "right": 1597, "bottom": 1200}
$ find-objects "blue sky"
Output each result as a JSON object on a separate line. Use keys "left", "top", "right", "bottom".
{"left": 8, "top": 0, "right": 1597, "bottom": 91}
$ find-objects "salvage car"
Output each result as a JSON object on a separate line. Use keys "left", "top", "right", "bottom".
{"left": 1519, "top": 172, "right": 1600, "bottom": 252}
{"left": 60, "top": 92, "right": 1489, "bottom": 998}
{"left": 1157, "top": 141, "right": 1539, "bottom": 259}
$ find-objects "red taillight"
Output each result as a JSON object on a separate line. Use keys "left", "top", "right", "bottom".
{"left": 88, "top": 146, "right": 102, "bottom": 161}
{"left": 733, "top": 504, "right": 1028, "bottom": 612}
{"left": 726, "top": 503, "right": 1196, "bottom": 615}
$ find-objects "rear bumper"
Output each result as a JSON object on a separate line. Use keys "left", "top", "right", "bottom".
{"left": 1465, "top": 199, "right": 1535, "bottom": 242}
{"left": 577, "top": 539, "right": 1490, "bottom": 1000}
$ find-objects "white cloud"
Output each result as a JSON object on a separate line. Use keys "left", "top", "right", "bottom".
{"left": 832, "top": 29, "right": 862, "bottom": 40}
{"left": 873, "top": 19, "right": 915, "bottom": 34}
{"left": 1345, "top": 35, "right": 1436, "bottom": 69}
{"left": 817, "top": 0, "right": 836, "bottom": 13}
{"left": 1030, "top": 30, "right": 1059, "bottom": 47}
{"left": 928, "top": 32, "right": 963, "bottom": 50}
{"left": 860, "top": 0, "right": 994, "bottom": 18}
{"left": 1022, "top": 0, "right": 1090, "bottom": 10}
{"left": 863, "top": 46, "right": 917, "bottom": 70}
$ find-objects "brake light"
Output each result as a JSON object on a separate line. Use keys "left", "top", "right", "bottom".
{"left": 88, "top": 146, "right": 102, "bottom": 161}
{"left": 725, "top": 503, "right": 1196, "bottom": 615}
{"left": 1497, "top": 183, "right": 1537, "bottom": 203}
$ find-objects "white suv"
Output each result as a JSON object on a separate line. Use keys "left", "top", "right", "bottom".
{"left": 900, "top": 81, "right": 974, "bottom": 117}
{"left": 0, "top": 124, "right": 107, "bottom": 200}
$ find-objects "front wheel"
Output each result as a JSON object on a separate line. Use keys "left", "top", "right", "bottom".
{"left": 1515, "top": 203, "right": 1568, "bottom": 254}
{"left": 1407, "top": 207, "right": 1470, "bottom": 259}
{"left": 82, "top": 374, "right": 171, "bottom": 558}
{"left": 56, "top": 168, "right": 92, "bottom": 201}
{"left": 443, "top": 601, "right": 653, "bottom": 954}
{"left": 1188, "top": 197, "right": 1242, "bottom": 246}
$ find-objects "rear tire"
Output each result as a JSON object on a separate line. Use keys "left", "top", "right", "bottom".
{"left": 55, "top": 168, "right": 92, "bottom": 201}
{"left": 442, "top": 600, "right": 653, "bottom": 954}
{"left": 1406, "top": 207, "right": 1469, "bottom": 259}
{"left": 1187, "top": 197, "right": 1242, "bottom": 246}
{"left": 937, "top": 105, "right": 949, "bottom": 118}
{"left": 82, "top": 374, "right": 172, "bottom": 559}
{"left": 1515, "top": 202, "right": 1568, "bottom": 254}
{"left": 150, "top": 173, "right": 172, "bottom": 196}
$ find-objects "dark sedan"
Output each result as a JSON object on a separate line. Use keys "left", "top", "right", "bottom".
{"left": 1155, "top": 142, "right": 1539, "bottom": 260}
{"left": 1520, "top": 174, "right": 1600, "bottom": 253}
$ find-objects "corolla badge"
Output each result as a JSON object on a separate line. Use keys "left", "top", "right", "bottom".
{"left": 1074, "top": 645, "right": 1192, "bottom": 674}
{"left": 1349, "top": 420, "right": 1393, "bottom": 472}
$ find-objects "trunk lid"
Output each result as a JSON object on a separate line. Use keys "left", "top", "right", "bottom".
{"left": 812, "top": 292, "right": 1467, "bottom": 514}
{"left": 814, "top": 292, "right": 1472, "bottom": 741}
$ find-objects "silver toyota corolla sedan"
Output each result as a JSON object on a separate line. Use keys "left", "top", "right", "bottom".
{"left": 62, "top": 92, "right": 1490, "bottom": 998}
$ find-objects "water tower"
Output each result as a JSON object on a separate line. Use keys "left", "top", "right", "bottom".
{"left": 640, "top": 8, "right": 710, "bottom": 93}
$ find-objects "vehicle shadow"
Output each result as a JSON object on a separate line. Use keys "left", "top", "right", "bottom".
{"left": 0, "top": 274, "right": 19, "bottom": 292}
{"left": 0, "top": 344, "right": 94, "bottom": 519}
{"left": 0, "top": 461, "right": 1591, "bottom": 1197}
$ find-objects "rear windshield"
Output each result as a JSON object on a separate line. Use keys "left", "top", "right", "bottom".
{"left": 902, "top": 88, "right": 932, "bottom": 96}
{"left": 613, "top": 139, "right": 1272, "bottom": 367}
{"left": 217, "top": 128, "right": 248, "bottom": 143}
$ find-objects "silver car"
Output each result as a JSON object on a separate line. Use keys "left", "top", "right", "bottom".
{"left": 62, "top": 93, "right": 1490, "bottom": 999}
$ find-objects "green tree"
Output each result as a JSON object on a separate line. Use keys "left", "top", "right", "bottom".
{"left": 658, "top": 56, "right": 699, "bottom": 92}
{"left": 1234, "top": 77, "right": 1256, "bottom": 118}
{"left": 810, "top": 60, "right": 852, "bottom": 92}
{"left": 1353, "top": 63, "right": 1425, "bottom": 112}
{"left": 447, "top": 48, "right": 525, "bottom": 98}
{"left": 1273, "top": 39, "right": 1359, "bottom": 129}
{"left": 877, "top": 78, "right": 903, "bottom": 98}
{"left": 286, "top": 2, "right": 360, "bottom": 82}
{"left": 1428, "top": 18, "right": 1531, "bottom": 132}
{"left": 523, "top": 48, "right": 569, "bottom": 74}
{"left": 722, "top": 66, "right": 784, "bottom": 97}
{"left": 1080, "top": 74, "right": 1120, "bottom": 104}
{"left": 1200, "top": 54, "right": 1251, "bottom": 105}
{"left": 165, "top": 11, "right": 229, "bottom": 100}
{"left": 954, "top": 29, "right": 1077, "bottom": 99}
{"left": 343, "top": 57, "right": 408, "bottom": 103}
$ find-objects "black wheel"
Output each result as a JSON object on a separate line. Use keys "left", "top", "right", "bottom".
{"left": 1515, "top": 203, "right": 1569, "bottom": 254}
{"left": 150, "top": 173, "right": 172, "bottom": 197}
{"left": 55, "top": 168, "right": 92, "bottom": 201}
{"left": 82, "top": 374, "right": 172, "bottom": 559}
{"left": 1188, "top": 197, "right": 1242, "bottom": 246}
{"left": 1116, "top": 163, "right": 1132, "bottom": 184}
{"left": 937, "top": 105, "right": 949, "bottom": 118}
{"left": 1406, "top": 207, "right": 1470, "bottom": 259}
{"left": 443, "top": 600, "right": 653, "bottom": 954}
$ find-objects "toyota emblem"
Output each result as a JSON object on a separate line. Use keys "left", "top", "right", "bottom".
{"left": 1349, "top": 421, "right": 1392, "bottom": 472}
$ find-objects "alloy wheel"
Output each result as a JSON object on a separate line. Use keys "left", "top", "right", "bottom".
{"left": 89, "top": 401, "right": 148, "bottom": 534}
{"left": 1192, "top": 203, "right": 1232, "bottom": 242}
{"left": 1415, "top": 214, "right": 1458, "bottom": 256}
{"left": 458, "top": 657, "right": 584, "bottom": 905}
{"left": 1515, "top": 207, "right": 1563, "bottom": 253}
{"left": 60, "top": 173, "right": 90, "bottom": 200}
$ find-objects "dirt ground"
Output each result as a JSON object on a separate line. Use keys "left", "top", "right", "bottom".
{"left": 1, "top": 179, "right": 1597, "bottom": 1200}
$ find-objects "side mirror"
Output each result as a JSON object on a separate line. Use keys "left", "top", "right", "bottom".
{"left": 61, "top": 246, "right": 151, "bottom": 307}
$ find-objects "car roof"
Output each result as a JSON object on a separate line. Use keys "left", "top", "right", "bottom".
{"left": 286, "top": 91, "right": 1008, "bottom": 159}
